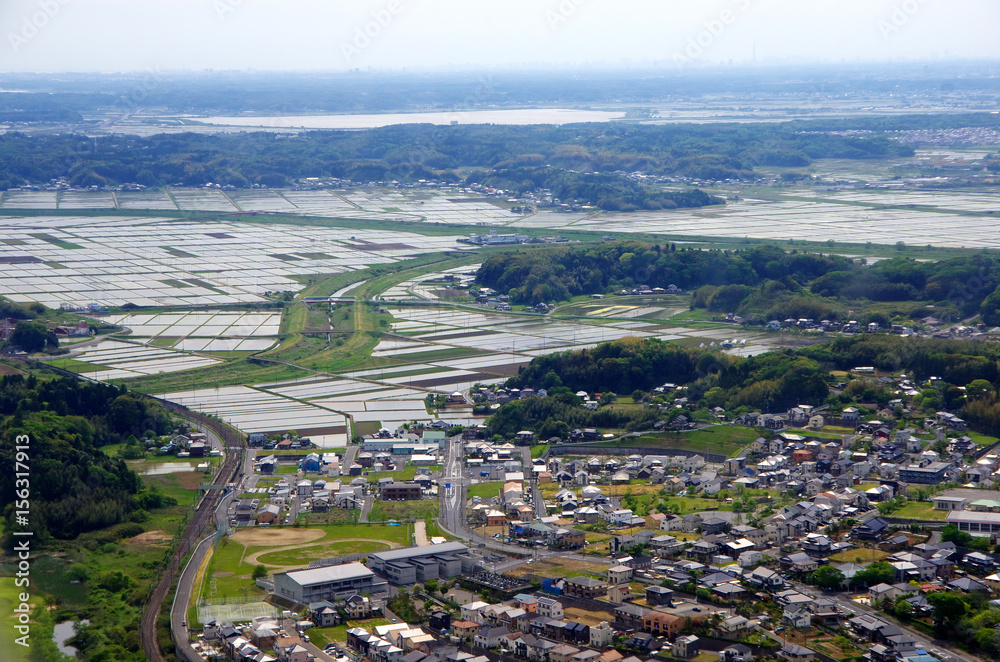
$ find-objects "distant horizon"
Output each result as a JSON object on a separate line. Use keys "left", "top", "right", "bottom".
{"left": 2, "top": 56, "right": 1000, "bottom": 78}
{"left": 2, "top": 0, "right": 999, "bottom": 74}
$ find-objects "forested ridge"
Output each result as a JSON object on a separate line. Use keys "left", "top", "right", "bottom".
{"left": 476, "top": 242, "right": 850, "bottom": 304}
{"left": 0, "top": 120, "right": 912, "bottom": 204}
{"left": 490, "top": 334, "right": 1000, "bottom": 437}
{"left": 476, "top": 242, "right": 1000, "bottom": 325}
{"left": 0, "top": 374, "right": 173, "bottom": 545}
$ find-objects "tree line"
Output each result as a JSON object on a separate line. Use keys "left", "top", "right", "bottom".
{"left": 0, "top": 375, "right": 173, "bottom": 545}
{"left": 0, "top": 119, "right": 914, "bottom": 200}
{"left": 477, "top": 241, "right": 1000, "bottom": 324}
{"left": 489, "top": 333, "right": 1000, "bottom": 438}
{"left": 476, "top": 242, "right": 853, "bottom": 305}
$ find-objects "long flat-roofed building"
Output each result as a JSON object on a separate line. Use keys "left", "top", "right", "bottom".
{"left": 273, "top": 562, "right": 388, "bottom": 604}
{"left": 946, "top": 510, "right": 1000, "bottom": 537}
{"left": 367, "top": 542, "right": 469, "bottom": 585}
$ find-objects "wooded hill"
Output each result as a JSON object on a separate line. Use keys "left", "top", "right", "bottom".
{"left": 0, "top": 120, "right": 913, "bottom": 207}
{"left": 476, "top": 242, "right": 1000, "bottom": 325}
{"left": 0, "top": 375, "right": 173, "bottom": 546}
{"left": 491, "top": 334, "right": 1000, "bottom": 438}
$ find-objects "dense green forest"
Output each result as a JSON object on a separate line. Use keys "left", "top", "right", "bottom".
{"left": 0, "top": 375, "right": 173, "bottom": 544}
{"left": 476, "top": 242, "right": 1000, "bottom": 324}
{"left": 501, "top": 337, "right": 827, "bottom": 414}
{"left": 506, "top": 337, "right": 704, "bottom": 393}
{"left": 477, "top": 242, "right": 851, "bottom": 304}
{"left": 488, "top": 392, "right": 661, "bottom": 440}
{"left": 0, "top": 120, "right": 912, "bottom": 206}
{"left": 491, "top": 334, "right": 1000, "bottom": 437}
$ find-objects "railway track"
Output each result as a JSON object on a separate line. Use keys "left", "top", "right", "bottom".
{"left": 139, "top": 402, "right": 244, "bottom": 662}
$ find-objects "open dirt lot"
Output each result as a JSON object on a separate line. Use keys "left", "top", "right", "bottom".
{"left": 232, "top": 528, "right": 325, "bottom": 546}
{"left": 564, "top": 606, "right": 616, "bottom": 626}
{"left": 127, "top": 529, "right": 173, "bottom": 545}
{"left": 508, "top": 557, "right": 609, "bottom": 579}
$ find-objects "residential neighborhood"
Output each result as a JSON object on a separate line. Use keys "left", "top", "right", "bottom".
{"left": 189, "top": 367, "right": 1000, "bottom": 662}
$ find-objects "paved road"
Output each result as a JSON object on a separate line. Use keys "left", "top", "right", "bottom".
{"left": 153, "top": 411, "right": 244, "bottom": 662}
{"left": 414, "top": 520, "right": 429, "bottom": 546}
{"left": 169, "top": 445, "right": 251, "bottom": 662}
{"left": 520, "top": 447, "right": 546, "bottom": 517}
{"left": 789, "top": 578, "right": 979, "bottom": 662}
{"left": 359, "top": 494, "right": 374, "bottom": 523}
{"left": 439, "top": 437, "right": 611, "bottom": 564}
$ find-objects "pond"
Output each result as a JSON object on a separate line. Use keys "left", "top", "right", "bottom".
{"left": 129, "top": 461, "right": 201, "bottom": 475}
{"left": 53, "top": 619, "right": 88, "bottom": 657}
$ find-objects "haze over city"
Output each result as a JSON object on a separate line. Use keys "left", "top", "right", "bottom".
{"left": 2, "top": 0, "right": 1000, "bottom": 72}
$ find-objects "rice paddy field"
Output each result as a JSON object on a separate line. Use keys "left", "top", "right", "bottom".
{"left": 158, "top": 369, "right": 484, "bottom": 443}
{"left": 0, "top": 187, "right": 520, "bottom": 225}
{"left": 379, "top": 301, "right": 780, "bottom": 366}
{"left": 0, "top": 211, "right": 471, "bottom": 308}
{"left": 47, "top": 339, "right": 223, "bottom": 380}
{"left": 9, "top": 181, "right": 1000, "bottom": 440}
{"left": 552, "top": 194, "right": 1000, "bottom": 248}
{"left": 97, "top": 310, "right": 282, "bottom": 338}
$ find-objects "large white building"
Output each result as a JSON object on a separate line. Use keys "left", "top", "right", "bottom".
{"left": 946, "top": 510, "right": 1000, "bottom": 537}
{"left": 366, "top": 542, "right": 469, "bottom": 585}
{"left": 273, "top": 563, "right": 388, "bottom": 604}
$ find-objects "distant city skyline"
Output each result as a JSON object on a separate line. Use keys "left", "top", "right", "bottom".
{"left": 1, "top": 0, "right": 999, "bottom": 73}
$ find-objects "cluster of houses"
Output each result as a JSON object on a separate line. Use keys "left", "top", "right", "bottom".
{"left": 472, "top": 385, "right": 548, "bottom": 408}
{"left": 246, "top": 428, "right": 452, "bottom": 526}
{"left": 364, "top": 593, "right": 714, "bottom": 662}
{"left": 160, "top": 429, "right": 216, "bottom": 462}
{"left": 614, "top": 284, "right": 684, "bottom": 296}
{"left": 725, "top": 423, "right": 987, "bottom": 497}
{"left": 199, "top": 616, "right": 326, "bottom": 662}
{"left": 248, "top": 433, "right": 316, "bottom": 450}
{"left": 346, "top": 588, "right": 825, "bottom": 662}
{"left": 236, "top": 476, "right": 370, "bottom": 525}
{"left": 255, "top": 452, "right": 341, "bottom": 477}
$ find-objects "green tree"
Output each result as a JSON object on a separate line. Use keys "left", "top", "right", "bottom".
{"left": 252, "top": 564, "right": 268, "bottom": 580}
{"left": 810, "top": 565, "right": 845, "bottom": 590}
{"left": 67, "top": 564, "right": 90, "bottom": 583}
{"left": 9, "top": 321, "right": 47, "bottom": 352}
{"left": 966, "top": 379, "right": 995, "bottom": 400}
{"left": 942, "top": 523, "right": 973, "bottom": 546}
{"left": 975, "top": 627, "right": 1000, "bottom": 655}
{"left": 855, "top": 561, "right": 895, "bottom": 587}
{"left": 894, "top": 599, "right": 914, "bottom": 620}
{"left": 981, "top": 283, "right": 1000, "bottom": 327}
{"left": 927, "top": 592, "right": 967, "bottom": 631}
{"left": 97, "top": 569, "right": 136, "bottom": 592}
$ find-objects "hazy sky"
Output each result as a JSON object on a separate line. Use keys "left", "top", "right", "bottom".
{"left": 2, "top": 0, "right": 999, "bottom": 73}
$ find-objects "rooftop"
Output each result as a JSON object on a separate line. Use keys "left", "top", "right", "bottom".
{"left": 279, "top": 562, "right": 374, "bottom": 586}
{"left": 947, "top": 511, "right": 1000, "bottom": 523}
{"left": 370, "top": 542, "right": 468, "bottom": 563}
